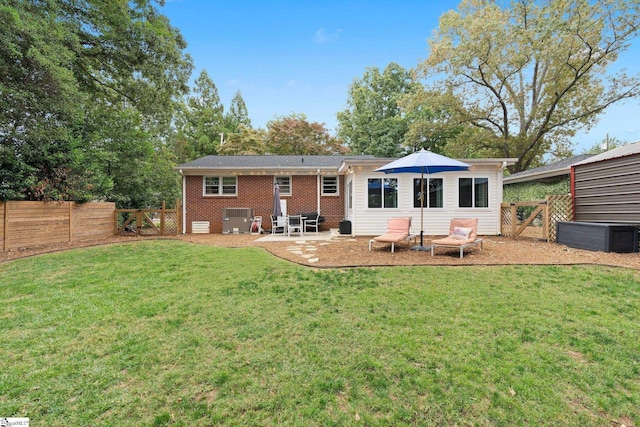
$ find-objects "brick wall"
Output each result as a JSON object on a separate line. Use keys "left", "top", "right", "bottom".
{"left": 184, "top": 175, "right": 345, "bottom": 233}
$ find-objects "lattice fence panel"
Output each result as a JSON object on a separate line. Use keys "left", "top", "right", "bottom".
{"left": 501, "top": 205, "right": 514, "bottom": 236}
{"left": 546, "top": 195, "right": 573, "bottom": 242}
{"left": 163, "top": 211, "right": 179, "bottom": 235}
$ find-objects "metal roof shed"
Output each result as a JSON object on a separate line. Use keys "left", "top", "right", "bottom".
{"left": 571, "top": 141, "right": 640, "bottom": 224}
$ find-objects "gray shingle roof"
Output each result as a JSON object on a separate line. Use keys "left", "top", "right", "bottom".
{"left": 176, "top": 155, "right": 376, "bottom": 170}
{"left": 503, "top": 154, "right": 595, "bottom": 184}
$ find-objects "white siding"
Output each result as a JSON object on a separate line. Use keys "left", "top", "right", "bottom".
{"left": 346, "top": 165, "right": 503, "bottom": 236}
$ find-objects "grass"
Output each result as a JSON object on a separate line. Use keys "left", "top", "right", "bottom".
{"left": 1, "top": 240, "right": 639, "bottom": 426}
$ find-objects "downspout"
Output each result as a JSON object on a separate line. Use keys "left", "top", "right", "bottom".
{"left": 317, "top": 169, "right": 321, "bottom": 214}
{"left": 570, "top": 165, "right": 576, "bottom": 221}
{"left": 497, "top": 161, "right": 508, "bottom": 235}
{"left": 179, "top": 169, "right": 186, "bottom": 234}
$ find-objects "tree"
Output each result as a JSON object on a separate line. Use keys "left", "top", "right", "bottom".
{"left": 582, "top": 134, "right": 628, "bottom": 154}
{"left": 266, "top": 114, "right": 348, "bottom": 155}
{"left": 414, "top": 0, "right": 640, "bottom": 173}
{"left": 225, "top": 90, "right": 252, "bottom": 132}
{"left": 337, "top": 63, "right": 422, "bottom": 157}
{"left": 0, "top": 0, "right": 192, "bottom": 204}
{"left": 218, "top": 125, "right": 267, "bottom": 155}
{"left": 173, "top": 70, "right": 226, "bottom": 162}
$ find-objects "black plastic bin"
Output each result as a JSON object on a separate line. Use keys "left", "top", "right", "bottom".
{"left": 557, "top": 222, "right": 638, "bottom": 253}
{"left": 339, "top": 220, "right": 352, "bottom": 235}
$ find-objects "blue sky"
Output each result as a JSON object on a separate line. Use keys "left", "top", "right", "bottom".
{"left": 162, "top": 0, "right": 640, "bottom": 154}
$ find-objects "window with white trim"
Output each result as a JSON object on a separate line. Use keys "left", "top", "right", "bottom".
{"left": 203, "top": 176, "right": 237, "bottom": 196}
{"left": 368, "top": 178, "right": 398, "bottom": 208}
{"left": 413, "top": 178, "right": 443, "bottom": 208}
{"left": 322, "top": 176, "right": 339, "bottom": 195}
{"left": 275, "top": 176, "right": 291, "bottom": 196}
{"left": 459, "top": 177, "right": 488, "bottom": 208}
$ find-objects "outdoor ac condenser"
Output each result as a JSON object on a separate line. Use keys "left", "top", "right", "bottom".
{"left": 222, "top": 207, "right": 254, "bottom": 234}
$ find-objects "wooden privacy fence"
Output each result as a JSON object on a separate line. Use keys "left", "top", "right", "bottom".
{"left": 115, "top": 200, "right": 181, "bottom": 236}
{"left": 501, "top": 195, "right": 573, "bottom": 242}
{"left": 1, "top": 201, "right": 115, "bottom": 252}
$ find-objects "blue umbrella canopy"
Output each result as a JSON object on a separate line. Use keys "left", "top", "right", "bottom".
{"left": 375, "top": 148, "right": 470, "bottom": 174}
{"left": 375, "top": 149, "right": 470, "bottom": 250}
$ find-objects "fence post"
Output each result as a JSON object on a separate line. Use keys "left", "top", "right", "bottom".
{"left": 510, "top": 203, "right": 517, "bottom": 238}
{"left": 68, "top": 202, "right": 73, "bottom": 243}
{"left": 160, "top": 200, "right": 166, "bottom": 235}
{"left": 544, "top": 197, "right": 550, "bottom": 242}
{"left": 2, "top": 201, "right": 7, "bottom": 252}
{"left": 176, "top": 198, "right": 181, "bottom": 235}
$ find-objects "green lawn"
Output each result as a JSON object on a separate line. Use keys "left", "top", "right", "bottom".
{"left": 1, "top": 240, "right": 639, "bottom": 426}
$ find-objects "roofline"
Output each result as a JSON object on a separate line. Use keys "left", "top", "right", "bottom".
{"left": 338, "top": 157, "right": 518, "bottom": 173}
{"left": 503, "top": 167, "right": 571, "bottom": 184}
{"left": 175, "top": 165, "right": 342, "bottom": 176}
{"left": 175, "top": 157, "right": 519, "bottom": 176}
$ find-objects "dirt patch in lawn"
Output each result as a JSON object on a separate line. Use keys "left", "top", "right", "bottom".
{"left": 1, "top": 232, "right": 639, "bottom": 270}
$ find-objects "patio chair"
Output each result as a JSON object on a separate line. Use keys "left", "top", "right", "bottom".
{"left": 287, "top": 214, "right": 304, "bottom": 237}
{"left": 368, "top": 217, "right": 413, "bottom": 253}
{"left": 303, "top": 213, "right": 320, "bottom": 234}
{"left": 270, "top": 215, "right": 286, "bottom": 234}
{"left": 431, "top": 218, "right": 483, "bottom": 259}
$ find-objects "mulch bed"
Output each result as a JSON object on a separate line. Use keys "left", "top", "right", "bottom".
{"left": 2, "top": 233, "right": 639, "bottom": 271}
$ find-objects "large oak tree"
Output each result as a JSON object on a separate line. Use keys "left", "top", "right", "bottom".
{"left": 412, "top": 0, "right": 640, "bottom": 172}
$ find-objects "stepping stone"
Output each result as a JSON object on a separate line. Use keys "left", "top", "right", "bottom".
{"left": 301, "top": 254, "right": 313, "bottom": 259}
{"left": 289, "top": 250, "right": 304, "bottom": 255}
{"left": 307, "top": 257, "right": 319, "bottom": 263}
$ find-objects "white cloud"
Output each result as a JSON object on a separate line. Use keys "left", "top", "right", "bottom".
{"left": 313, "top": 28, "right": 342, "bottom": 43}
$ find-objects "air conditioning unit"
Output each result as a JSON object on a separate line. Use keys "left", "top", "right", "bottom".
{"left": 222, "top": 207, "right": 254, "bottom": 234}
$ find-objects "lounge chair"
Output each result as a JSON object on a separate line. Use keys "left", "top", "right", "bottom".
{"left": 368, "top": 217, "right": 413, "bottom": 253}
{"left": 431, "top": 218, "right": 483, "bottom": 259}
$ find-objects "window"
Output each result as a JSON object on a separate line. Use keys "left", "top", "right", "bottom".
{"left": 322, "top": 176, "right": 339, "bottom": 195}
{"left": 368, "top": 178, "right": 398, "bottom": 208}
{"left": 459, "top": 177, "right": 488, "bottom": 208}
{"left": 204, "top": 176, "right": 237, "bottom": 196}
{"left": 275, "top": 176, "right": 291, "bottom": 196}
{"left": 413, "top": 178, "right": 443, "bottom": 208}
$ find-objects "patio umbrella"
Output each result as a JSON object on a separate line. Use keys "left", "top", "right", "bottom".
{"left": 272, "top": 183, "right": 282, "bottom": 218}
{"left": 375, "top": 149, "right": 470, "bottom": 250}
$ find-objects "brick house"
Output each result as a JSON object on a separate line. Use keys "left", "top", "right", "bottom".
{"left": 176, "top": 155, "right": 374, "bottom": 234}
{"left": 176, "top": 154, "right": 516, "bottom": 236}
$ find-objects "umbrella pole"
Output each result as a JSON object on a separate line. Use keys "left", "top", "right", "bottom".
{"left": 412, "top": 170, "right": 430, "bottom": 251}
{"left": 420, "top": 171, "right": 424, "bottom": 246}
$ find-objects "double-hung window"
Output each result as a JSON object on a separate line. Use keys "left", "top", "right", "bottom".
{"left": 322, "top": 176, "right": 339, "bottom": 195}
{"left": 413, "top": 178, "right": 443, "bottom": 208}
{"left": 459, "top": 177, "right": 488, "bottom": 208}
{"left": 274, "top": 176, "right": 291, "bottom": 196}
{"left": 368, "top": 178, "right": 398, "bottom": 208}
{"left": 204, "top": 176, "right": 237, "bottom": 196}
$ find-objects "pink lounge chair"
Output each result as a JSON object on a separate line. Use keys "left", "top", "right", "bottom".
{"left": 431, "top": 218, "right": 483, "bottom": 259}
{"left": 368, "top": 217, "right": 413, "bottom": 253}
